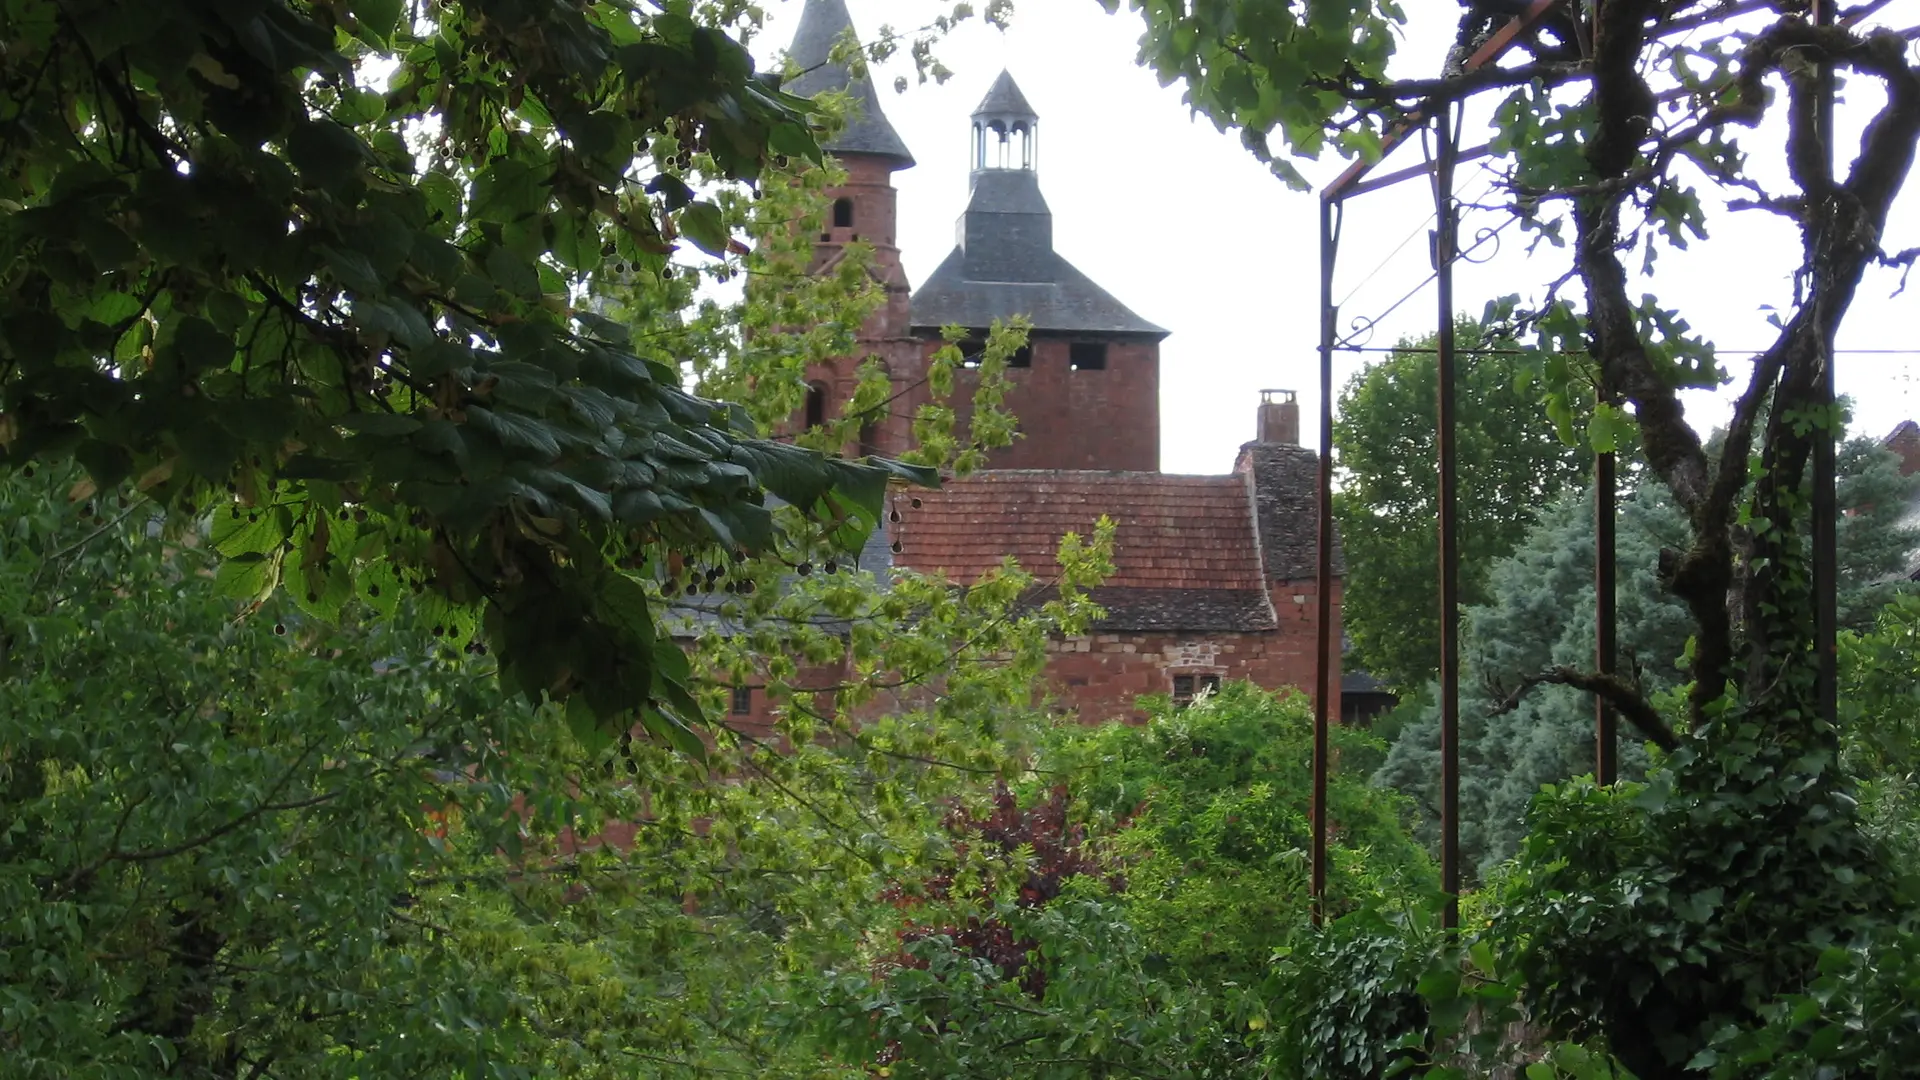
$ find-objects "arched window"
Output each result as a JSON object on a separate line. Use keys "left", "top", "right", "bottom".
{"left": 804, "top": 382, "right": 827, "bottom": 428}
{"left": 858, "top": 419, "right": 880, "bottom": 457}
{"left": 832, "top": 197, "right": 854, "bottom": 229}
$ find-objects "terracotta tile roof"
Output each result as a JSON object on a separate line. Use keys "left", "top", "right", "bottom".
{"left": 893, "top": 471, "right": 1267, "bottom": 591}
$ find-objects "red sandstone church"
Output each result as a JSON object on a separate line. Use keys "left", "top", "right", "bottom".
{"left": 772, "top": 0, "right": 1345, "bottom": 723}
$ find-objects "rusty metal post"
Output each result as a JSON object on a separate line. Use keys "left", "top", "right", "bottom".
{"left": 1312, "top": 196, "right": 1339, "bottom": 923}
{"left": 1434, "top": 105, "right": 1461, "bottom": 930}
{"left": 1596, "top": 444, "right": 1618, "bottom": 784}
{"left": 1812, "top": 0, "right": 1839, "bottom": 731}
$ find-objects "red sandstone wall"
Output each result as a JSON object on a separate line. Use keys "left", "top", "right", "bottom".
{"left": 821, "top": 155, "right": 904, "bottom": 255}
{"left": 785, "top": 154, "right": 921, "bottom": 457}
{"left": 924, "top": 336, "right": 1160, "bottom": 472}
{"left": 697, "top": 581, "right": 1340, "bottom": 732}
{"left": 1043, "top": 580, "right": 1341, "bottom": 724}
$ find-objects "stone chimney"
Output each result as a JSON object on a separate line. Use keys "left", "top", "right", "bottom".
{"left": 1257, "top": 389, "right": 1299, "bottom": 445}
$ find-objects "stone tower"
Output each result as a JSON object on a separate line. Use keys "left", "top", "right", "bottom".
{"left": 783, "top": 0, "right": 918, "bottom": 456}
{"left": 910, "top": 71, "right": 1168, "bottom": 472}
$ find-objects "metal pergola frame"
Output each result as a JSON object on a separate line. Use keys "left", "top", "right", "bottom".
{"left": 1306, "top": 0, "right": 1849, "bottom": 928}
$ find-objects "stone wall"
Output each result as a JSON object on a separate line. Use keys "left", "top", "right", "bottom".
{"left": 695, "top": 578, "right": 1338, "bottom": 734}
{"left": 1042, "top": 579, "right": 1340, "bottom": 723}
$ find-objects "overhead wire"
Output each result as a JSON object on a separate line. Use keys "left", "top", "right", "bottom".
{"left": 1336, "top": 345, "right": 1920, "bottom": 355}
{"left": 1334, "top": 205, "right": 1436, "bottom": 310}
{"left": 1333, "top": 123, "right": 1505, "bottom": 311}
{"left": 1332, "top": 148, "right": 1508, "bottom": 338}
{"left": 1319, "top": 3, "right": 1920, "bottom": 374}
{"left": 1333, "top": 211, "right": 1520, "bottom": 349}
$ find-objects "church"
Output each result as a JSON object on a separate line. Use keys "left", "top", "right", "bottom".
{"left": 777, "top": 0, "right": 1344, "bottom": 723}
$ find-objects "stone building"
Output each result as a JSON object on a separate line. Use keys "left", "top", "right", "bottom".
{"left": 772, "top": 0, "right": 1342, "bottom": 723}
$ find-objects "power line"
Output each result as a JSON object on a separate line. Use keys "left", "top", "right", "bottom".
{"left": 1333, "top": 160, "right": 1504, "bottom": 311}
{"left": 1338, "top": 345, "right": 1920, "bottom": 356}
{"left": 1332, "top": 210, "right": 1520, "bottom": 349}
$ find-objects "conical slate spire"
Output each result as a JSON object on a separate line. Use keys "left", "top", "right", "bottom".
{"left": 972, "top": 69, "right": 1037, "bottom": 122}
{"left": 782, "top": 0, "right": 915, "bottom": 168}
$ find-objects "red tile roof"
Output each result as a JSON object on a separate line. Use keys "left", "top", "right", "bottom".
{"left": 892, "top": 470, "right": 1266, "bottom": 590}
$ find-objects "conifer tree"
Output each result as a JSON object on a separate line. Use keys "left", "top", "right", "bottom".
{"left": 1378, "top": 432, "right": 1918, "bottom": 874}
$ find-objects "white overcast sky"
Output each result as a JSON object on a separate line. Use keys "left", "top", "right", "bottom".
{"left": 754, "top": 1, "right": 1920, "bottom": 475}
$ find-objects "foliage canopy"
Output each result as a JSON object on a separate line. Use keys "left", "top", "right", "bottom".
{"left": 1109, "top": 0, "right": 1920, "bottom": 1073}
{"left": 1335, "top": 320, "right": 1591, "bottom": 692}
{"left": 0, "top": 0, "right": 941, "bottom": 741}
{"left": 0, "top": 450, "right": 1103, "bottom": 1078}
{"left": 1380, "top": 432, "right": 1916, "bottom": 875}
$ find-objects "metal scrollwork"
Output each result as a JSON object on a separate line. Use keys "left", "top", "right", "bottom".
{"left": 1459, "top": 223, "right": 1503, "bottom": 265}
{"left": 1338, "top": 314, "right": 1379, "bottom": 350}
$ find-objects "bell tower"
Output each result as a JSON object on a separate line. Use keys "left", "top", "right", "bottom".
{"left": 911, "top": 71, "right": 1168, "bottom": 472}
{"left": 971, "top": 69, "right": 1039, "bottom": 174}
{"left": 782, "top": 0, "right": 918, "bottom": 456}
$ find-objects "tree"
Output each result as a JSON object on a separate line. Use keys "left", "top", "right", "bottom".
{"left": 0, "top": 452, "right": 1107, "bottom": 1077}
{"left": 1836, "top": 593, "right": 1920, "bottom": 871}
{"left": 1053, "top": 683, "right": 1433, "bottom": 978}
{"left": 809, "top": 684, "right": 1433, "bottom": 1079}
{"left": 1375, "top": 479, "right": 1688, "bottom": 874}
{"left": 0, "top": 0, "right": 946, "bottom": 738}
{"left": 1377, "top": 429, "right": 1915, "bottom": 876}
{"left": 0, "top": 462, "right": 574, "bottom": 1076}
{"left": 1111, "top": 1, "right": 1920, "bottom": 1073}
{"left": 1336, "top": 319, "right": 1591, "bottom": 692}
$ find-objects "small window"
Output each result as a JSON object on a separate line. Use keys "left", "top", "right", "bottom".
{"left": 1172, "top": 673, "right": 1221, "bottom": 707}
{"left": 955, "top": 340, "right": 1027, "bottom": 369}
{"left": 832, "top": 197, "right": 854, "bottom": 229}
{"left": 730, "top": 686, "right": 753, "bottom": 716}
{"left": 804, "top": 382, "right": 827, "bottom": 428}
{"left": 1069, "top": 342, "right": 1107, "bottom": 371}
{"left": 858, "top": 418, "right": 879, "bottom": 457}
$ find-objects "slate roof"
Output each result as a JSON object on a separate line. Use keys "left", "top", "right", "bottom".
{"left": 910, "top": 171, "right": 1167, "bottom": 336}
{"left": 892, "top": 471, "right": 1279, "bottom": 632}
{"left": 1238, "top": 441, "right": 1344, "bottom": 579}
{"left": 974, "top": 69, "right": 1037, "bottom": 121}
{"left": 909, "top": 72, "right": 1164, "bottom": 339}
{"left": 782, "top": 0, "right": 915, "bottom": 167}
{"left": 912, "top": 245, "right": 1169, "bottom": 338}
{"left": 1087, "top": 587, "right": 1278, "bottom": 633}
{"left": 1341, "top": 670, "right": 1393, "bottom": 695}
